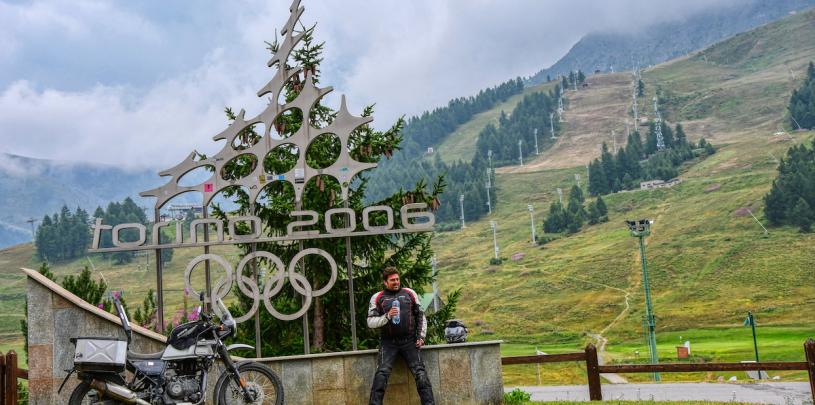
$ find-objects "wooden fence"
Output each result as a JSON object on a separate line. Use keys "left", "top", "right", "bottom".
{"left": 0, "top": 351, "right": 27, "bottom": 405}
{"left": 501, "top": 338, "right": 815, "bottom": 402}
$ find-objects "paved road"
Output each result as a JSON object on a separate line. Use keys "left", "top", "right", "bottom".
{"left": 507, "top": 382, "right": 812, "bottom": 404}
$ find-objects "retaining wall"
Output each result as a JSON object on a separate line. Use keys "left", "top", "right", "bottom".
{"left": 24, "top": 267, "right": 503, "bottom": 404}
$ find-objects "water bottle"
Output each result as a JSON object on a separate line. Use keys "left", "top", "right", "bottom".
{"left": 391, "top": 299, "right": 400, "bottom": 325}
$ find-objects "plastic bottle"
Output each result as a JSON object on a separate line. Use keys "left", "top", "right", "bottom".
{"left": 391, "top": 299, "right": 400, "bottom": 324}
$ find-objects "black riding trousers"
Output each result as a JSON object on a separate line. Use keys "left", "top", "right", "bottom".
{"left": 369, "top": 337, "right": 435, "bottom": 405}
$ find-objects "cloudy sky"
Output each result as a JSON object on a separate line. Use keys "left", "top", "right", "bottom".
{"left": 0, "top": 0, "right": 734, "bottom": 169}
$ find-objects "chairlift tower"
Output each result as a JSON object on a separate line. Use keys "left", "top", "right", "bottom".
{"left": 534, "top": 128, "right": 539, "bottom": 155}
{"left": 653, "top": 97, "right": 665, "bottom": 151}
{"left": 612, "top": 130, "right": 617, "bottom": 151}
{"left": 518, "top": 140, "right": 524, "bottom": 166}
{"left": 558, "top": 92, "right": 565, "bottom": 120}
{"left": 26, "top": 218, "right": 39, "bottom": 237}
{"left": 549, "top": 113, "right": 556, "bottom": 139}
{"left": 490, "top": 220, "right": 500, "bottom": 260}
{"left": 632, "top": 90, "right": 639, "bottom": 123}
{"left": 485, "top": 168, "right": 492, "bottom": 215}
{"left": 527, "top": 204, "right": 536, "bottom": 244}
{"left": 556, "top": 188, "right": 563, "bottom": 205}
{"left": 459, "top": 194, "right": 466, "bottom": 230}
{"left": 626, "top": 219, "right": 661, "bottom": 382}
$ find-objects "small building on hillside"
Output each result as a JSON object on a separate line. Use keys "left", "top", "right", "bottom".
{"left": 420, "top": 292, "right": 444, "bottom": 314}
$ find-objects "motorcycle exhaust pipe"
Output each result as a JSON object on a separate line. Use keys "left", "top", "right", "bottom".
{"left": 90, "top": 380, "right": 151, "bottom": 405}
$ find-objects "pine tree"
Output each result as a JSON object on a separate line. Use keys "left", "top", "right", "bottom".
{"left": 543, "top": 202, "right": 567, "bottom": 233}
{"left": 210, "top": 20, "right": 456, "bottom": 354}
{"left": 790, "top": 197, "right": 814, "bottom": 232}
{"left": 675, "top": 123, "right": 688, "bottom": 147}
{"left": 588, "top": 160, "right": 609, "bottom": 196}
{"left": 637, "top": 79, "right": 645, "bottom": 97}
{"left": 569, "top": 184, "right": 585, "bottom": 204}
{"left": 788, "top": 61, "right": 815, "bottom": 129}
{"left": 596, "top": 196, "right": 608, "bottom": 222}
{"left": 587, "top": 202, "right": 600, "bottom": 225}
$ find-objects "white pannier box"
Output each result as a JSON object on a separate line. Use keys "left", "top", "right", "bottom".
{"left": 72, "top": 337, "right": 127, "bottom": 372}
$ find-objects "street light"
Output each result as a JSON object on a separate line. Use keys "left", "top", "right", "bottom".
{"left": 528, "top": 204, "right": 536, "bottom": 243}
{"left": 626, "top": 219, "right": 660, "bottom": 382}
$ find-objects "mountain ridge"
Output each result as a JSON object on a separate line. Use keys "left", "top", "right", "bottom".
{"left": 528, "top": 0, "right": 815, "bottom": 85}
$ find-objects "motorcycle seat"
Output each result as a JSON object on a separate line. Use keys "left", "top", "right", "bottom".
{"left": 127, "top": 350, "right": 164, "bottom": 360}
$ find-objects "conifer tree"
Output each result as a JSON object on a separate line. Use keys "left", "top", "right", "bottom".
{"left": 790, "top": 198, "right": 814, "bottom": 232}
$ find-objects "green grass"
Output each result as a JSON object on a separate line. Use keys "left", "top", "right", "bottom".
{"left": 530, "top": 401, "right": 748, "bottom": 405}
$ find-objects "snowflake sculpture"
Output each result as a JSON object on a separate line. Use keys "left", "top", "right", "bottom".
{"left": 141, "top": 0, "right": 376, "bottom": 208}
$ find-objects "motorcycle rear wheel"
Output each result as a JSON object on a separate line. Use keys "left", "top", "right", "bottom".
{"left": 216, "top": 362, "right": 284, "bottom": 405}
{"left": 68, "top": 381, "right": 122, "bottom": 405}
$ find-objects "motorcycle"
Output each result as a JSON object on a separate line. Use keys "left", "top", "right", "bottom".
{"left": 61, "top": 293, "right": 283, "bottom": 404}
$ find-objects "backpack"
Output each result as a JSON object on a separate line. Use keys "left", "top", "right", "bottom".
{"left": 444, "top": 320, "right": 468, "bottom": 343}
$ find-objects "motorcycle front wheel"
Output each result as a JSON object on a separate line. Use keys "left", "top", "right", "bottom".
{"left": 68, "top": 381, "right": 122, "bottom": 405}
{"left": 216, "top": 362, "right": 284, "bottom": 405}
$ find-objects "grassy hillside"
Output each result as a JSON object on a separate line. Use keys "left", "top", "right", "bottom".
{"left": 432, "top": 9, "right": 815, "bottom": 384}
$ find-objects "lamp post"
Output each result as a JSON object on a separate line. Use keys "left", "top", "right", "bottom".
{"left": 626, "top": 219, "right": 660, "bottom": 382}
{"left": 528, "top": 204, "right": 536, "bottom": 243}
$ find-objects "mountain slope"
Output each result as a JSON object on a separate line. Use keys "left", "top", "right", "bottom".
{"left": 528, "top": 0, "right": 815, "bottom": 85}
{"left": 0, "top": 153, "right": 161, "bottom": 248}
{"left": 431, "top": 8, "right": 815, "bottom": 377}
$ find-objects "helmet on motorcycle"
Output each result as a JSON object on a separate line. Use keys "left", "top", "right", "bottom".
{"left": 444, "top": 320, "right": 468, "bottom": 344}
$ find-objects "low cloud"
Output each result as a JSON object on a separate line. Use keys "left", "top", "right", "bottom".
{"left": 0, "top": 0, "right": 742, "bottom": 169}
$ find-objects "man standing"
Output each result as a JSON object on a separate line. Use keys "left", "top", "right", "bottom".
{"left": 368, "top": 267, "right": 435, "bottom": 405}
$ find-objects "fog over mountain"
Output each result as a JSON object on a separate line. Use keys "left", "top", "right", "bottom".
{"left": 528, "top": 0, "right": 815, "bottom": 84}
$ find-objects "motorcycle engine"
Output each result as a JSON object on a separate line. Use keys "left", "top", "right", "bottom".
{"left": 162, "top": 360, "right": 203, "bottom": 404}
{"left": 166, "top": 375, "right": 200, "bottom": 402}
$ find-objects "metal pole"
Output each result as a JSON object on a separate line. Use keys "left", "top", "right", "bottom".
{"left": 252, "top": 204, "right": 261, "bottom": 358}
{"left": 431, "top": 256, "right": 440, "bottom": 313}
{"left": 550, "top": 114, "right": 556, "bottom": 139}
{"left": 295, "top": 200, "right": 310, "bottom": 354}
{"left": 154, "top": 208, "right": 164, "bottom": 333}
{"left": 528, "top": 204, "right": 536, "bottom": 243}
{"left": 344, "top": 199, "right": 358, "bottom": 350}
{"left": 639, "top": 235, "right": 660, "bottom": 381}
{"left": 490, "top": 221, "right": 500, "bottom": 260}
{"left": 485, "top": 182, "right": 492, "bottom": 215}
{"left": 534, "top": 128, "right": 539, "bottom": 155}
{"left": 518, "top": 140, "right": 524, "bottom": 166}
{"left": 459, "top": 194, "right": 466, "bottom": 229}
{"left": 203, "top": 209, "right": 212, "bottom": 312}
{"left": 749, "top": 311, "right": 761, "bottom": 378}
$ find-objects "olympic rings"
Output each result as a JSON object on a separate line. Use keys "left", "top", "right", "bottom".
{"left": 184, "top": 248, "right": 338, "bottom": 322}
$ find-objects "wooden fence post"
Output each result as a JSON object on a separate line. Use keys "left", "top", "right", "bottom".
{"left": 0, "top": 351, "right": 5, "bottom": 403}
{"left": 3, "top": 350, "right": 17, "bottom": 405}
{"left": 4, "top": 351, "right": 17, "bottom": 405}
{"left": 585, "top": 344, "right": 603, "bottom": 401}
{"left": 805, "top": 338, "right": 815, "bottom": 405}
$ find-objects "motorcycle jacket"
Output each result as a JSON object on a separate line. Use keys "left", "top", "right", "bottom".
{"left": 367, "top": 287, "right": 427, "bottom": 340}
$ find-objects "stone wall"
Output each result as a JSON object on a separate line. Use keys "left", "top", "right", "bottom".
{"left": 254, "top": 341, "right": 503, "bottom": 405}
{"left": 24, "top": 267, "right": 503, "bottom": 404}
{"left": 24, "top": 268, "right": 167, "bottom": 404}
